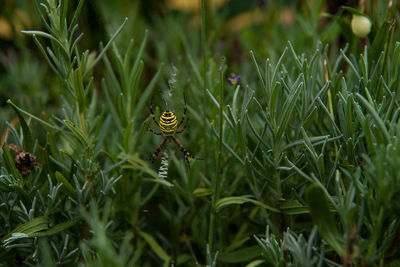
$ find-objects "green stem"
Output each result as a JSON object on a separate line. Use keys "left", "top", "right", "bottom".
{"left": 208, "top": 62, "right": 224, "bottom": 250}
{"left": 216, "top": 64, "right": 224, "bottom": 199}
{"left": 208, "top": 212, "right": 215, "bottom": 249}
{"left": 275, "top": 169, "right": 281, "bottom": 200}
{"left": 274, "top": 145, "right": 282, "bottom": 200}
{"left": 201, "top": 0, "right": 209, "bottom": 173}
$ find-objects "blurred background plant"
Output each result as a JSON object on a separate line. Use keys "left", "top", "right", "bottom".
{"left": 1, "top": 0, "right": 400, "bottom": 266}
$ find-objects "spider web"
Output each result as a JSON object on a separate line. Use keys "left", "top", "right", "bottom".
{"left": 158, "top": 152, "right": 169, "bottom": 179}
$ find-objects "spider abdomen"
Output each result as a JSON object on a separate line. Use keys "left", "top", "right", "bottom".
{"left": 149, "top": 96, "right": 196, "bottom": 164}
{"left": 159, "top": 110, "right": 178, "bottom": 136}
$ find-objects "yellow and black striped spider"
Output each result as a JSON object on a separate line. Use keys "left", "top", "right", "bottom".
{"left": 147, "top": 95, "right": 197, "bottom": 165}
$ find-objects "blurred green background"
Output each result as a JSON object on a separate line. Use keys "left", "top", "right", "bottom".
{"left": 0, "top": 0, "right": 366, "bottom": 135}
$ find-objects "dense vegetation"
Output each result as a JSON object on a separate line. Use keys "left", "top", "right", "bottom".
{"left": 1, "top": 0, "right": 400, "bottom": 266}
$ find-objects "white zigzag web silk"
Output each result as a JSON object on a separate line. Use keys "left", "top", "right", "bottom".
{"left": 158, "top": 152, "right": 169, "bottom": 179}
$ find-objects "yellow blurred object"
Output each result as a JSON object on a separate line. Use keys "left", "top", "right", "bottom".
{"left": 166, "top": 0, "right": 268, "bottom": 33}
{"left": 279, "top": 7, "right": 295, "bottom": 26}
{"left": 0, "top": 17, "right": 12, "bottom": 39}
{"left": 225, "top": 9, "right": 265, "bottom": 34}
{"left": 166, "top": 0, "right": 227, "bottom": 13}
{"left": 0, "top": 9, "right": 31, "bottom": 40}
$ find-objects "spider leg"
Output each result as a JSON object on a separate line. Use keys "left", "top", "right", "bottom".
{"left": 150, "top": 96, "right": 159, "bottom": 127}
{"left": 148, "top": 127, "right": 163, "bottom": 136}
{"left": 176, "top": 117, "right": 190, "bottom": 134}
{"left": 175, "top": 124, "right": 187, "bottom": 134}
{"left": 177, "top": 94, "right": 187, "bottom": 128}
{"left": 150, "top": 138, "right": 167, "bottom": 162}
{"left": 172, "top": 136, "right": 196, "bottom": 165}
{"left": 146, "top": 121, "right": 163, "bottom": 135}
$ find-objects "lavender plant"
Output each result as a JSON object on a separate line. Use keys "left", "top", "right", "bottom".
{"left": 1, "top": 0, "right": 399, "bottom": 266}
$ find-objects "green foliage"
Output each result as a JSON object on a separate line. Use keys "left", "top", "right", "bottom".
{"left": 1, "top": 0, "right": 400, "bottom": 266}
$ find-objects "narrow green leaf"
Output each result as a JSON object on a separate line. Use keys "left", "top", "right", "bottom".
{"left": 231, "top": 85, "right": 241, "bottom": 120}
{"left": 227, "top": 105, "right": 237, "bottom": 126}
{"left": 369, "top": 19, "right": 391, "bottom": 62}
{"left": 250, "top": 50, "right": 265, "bottom": 89}
{"left": 346, "top": 95, "right": 355, "bottom": 137}
{"left": 306, "top": 184, "right": 344, "bottom": 256}
{"left": 246, "top": 259, "right": 265, "bottom": 267}
{"left": 239, "top": 88, "right": 254, "bottom": 122}
{"left": 3, "top": 216, "right": 49, "bottom": 242}
{"left": 31, "top": 34, "right": 62, "bottom": 76}
{"left": 55, "top": 171, "right": 75, "bottom": 197}
{"left": 341, "top": 50, "right": 361, "bottom": 80}
{"left": 139, "top": 231, "right": 170, "bottom": 262}
{"left": 7, "top": 100, "right": 61, "bottom": 130}
{"left": 60, "top": 0, "right": 68, "bottom": 31}
{"left": 72, "top": 68, "right": 86, "bottom": 113}
{"left": 9, "top": 105, "right": 34, "bottom": 151}
{"left": 287, "top": 42, "right": 301, "bottom": 70}
{"left": 280, "top": 200, "right": 310, "bottom": 215}
{"left": 123, "top": 120, "right": 133, "bottom": 150}
{"left": 64, "top": 120, "right": 89, "bottom": 146}
{"left": 21, "top": 30, "right": 64, "bottom": 47}
{"left": 341, "top": 6, "right": 369, "bottom": 17}
{"left": 300, "top": 127, "right": 319, "bottom": 161}
{"left": 33, "top": 218, "right": 80, "bottom": 237}
{"left": 131, "top": 30, "right": 148, "bottom": 80}
{"left": 246, "top": 112, "right": 268, "bottom": 149}
{"left": 102, "top": 48, "right": 122, "bottom": 93}
{"left": 207, "top": 89, "right": 234, "bottom": 130}
{"left": 215, "top": 196, "right": 251, "bottom": 210}
{"left": 210, "top": 123, "right": 244, "bottom": 165}
{"left": 0, "top": 181, "right": 11, "bottom": 192}
{"left": 130, "top": 60, "right": 145, "bottom": 114}
{"left": 270, "top": 82, "right": 281, "bottom": 127}
{"left": 9, "top": 184, "right": 30, "bottom": 205}
{"left": 1, "top": 145, "right": 23, "bottom": 182}
{"left": 215, "top": 196, "right": 280, "bottom": 213}
{"left": 70, "top": 0, "right": 85, "bottom": 27}
{"left": 303, "top": 106, "right": 318, "bottom": 129}
{"left": 276, "top": 80, "right": 303, "bottom": 140}
{"left": 362, "top": 116, "right": 376, "bottom": 155}
{"left": 193, "top": 187, "right": 213, "bottom": 197}
{"left": 356, "top": 93, "right": 390, "bottom": 143}
{"left": 236, "top": 119, "right": 246, "bottom": 154}
{"left": 119, "top": 152, "right": 161, "bottom": 180}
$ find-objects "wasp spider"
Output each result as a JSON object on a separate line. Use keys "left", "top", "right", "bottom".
{"left": 147, "top": 95, "right": 197, "bottom": 165}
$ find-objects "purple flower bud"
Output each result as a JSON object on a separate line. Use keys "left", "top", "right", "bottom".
{"left": 227, "top": 73, "right": 240, "bottom": 86}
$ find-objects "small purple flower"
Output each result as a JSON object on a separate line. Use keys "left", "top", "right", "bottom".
{"left": 228, "top": 73, "right": 240, "bottom": 86}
